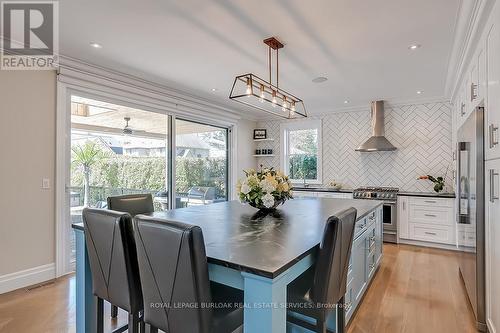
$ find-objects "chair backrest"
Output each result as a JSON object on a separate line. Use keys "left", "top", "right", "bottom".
{"left": 107, "top": 193, "right": 154, "bottom": 217}
{"left": 82, "top": 208, "right": 143, "bottom": 313}
{"left": 134, "top": 215, "right": 213, "bottom": 333}
{"left": 311, "top": 207, "right": 357, "bottom": 319}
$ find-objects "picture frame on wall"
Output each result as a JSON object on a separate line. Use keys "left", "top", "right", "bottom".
{"left": 253, "top": 129, "right": 267, "bottom": 140}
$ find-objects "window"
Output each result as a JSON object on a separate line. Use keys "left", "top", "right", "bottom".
{"left": 281, "top": 120, "right": 322, "bottom": 184}
{"left": 175, "top": 119, "right": 229, "bottom": 207}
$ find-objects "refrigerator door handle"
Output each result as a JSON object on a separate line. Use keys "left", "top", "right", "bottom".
{"left": 490, "top": 169, "right": 499, "bottom": 203}
{"left": 489, "top": 124, "right": 499, "bottom": 148}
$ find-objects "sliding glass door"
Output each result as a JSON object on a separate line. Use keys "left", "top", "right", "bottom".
{"left": 175, "top": 119, "right": 229, "bottom": 208}
{"left": 64, "top": 95, "right": 231, "bottom": 273}
{"left": 69, "top": 95, "right": 169, "bottom": 269}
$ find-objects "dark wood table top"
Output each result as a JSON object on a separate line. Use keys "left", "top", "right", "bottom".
{"left": 73, "top": 198, "right": 382, "bottom": 278}
{"left": 146, "top": 198, "right": 382, "bottom": 278}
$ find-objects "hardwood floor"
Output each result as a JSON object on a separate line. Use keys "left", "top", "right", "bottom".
{"left": 0, "top": 244, "right": 477, "bottom": 333}
{"left": 347, "top": 244, "right": 478, "bottom": 333}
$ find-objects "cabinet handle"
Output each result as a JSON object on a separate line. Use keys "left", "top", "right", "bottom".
{"left": 461, "top": 103, "right": 466, "bottom": 116}
{"left": 490, "top": 124, "right": 499, "bottom": 148}
{"left": 402, "top": 200, "right": 406, "bottom": 210}
{"left": 424, "top": 214, "right": 437, "bottom": 217}
{"left": 471, "top": 83, "right": 478, "bottom": 101}
{"left": 490, "top": 169, "right": 499, "bottom": 203}
{"left": 424, "top": 200, "right": 436, "bottom": 204}
{"left": 425, "top": 232, "right": 437, "bottom": 236}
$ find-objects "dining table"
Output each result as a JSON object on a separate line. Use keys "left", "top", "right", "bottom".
{"left": 72, "top": 197, "right": 383, "bottom": 333}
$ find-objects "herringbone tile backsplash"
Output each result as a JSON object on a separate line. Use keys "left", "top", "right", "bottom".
{"left": 256, "top": 102, "right": 453, "bottom": 192}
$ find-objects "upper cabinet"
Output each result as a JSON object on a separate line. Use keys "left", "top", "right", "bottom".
{"left": 486, "top": 2, "right": 500, "bottom": 160}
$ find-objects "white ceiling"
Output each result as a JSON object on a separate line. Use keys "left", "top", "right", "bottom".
{"left": 59, "top": 0, "right": 460, "bottom": 118}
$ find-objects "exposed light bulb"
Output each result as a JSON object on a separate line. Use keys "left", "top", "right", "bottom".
{"left": 291, "top": 101, "right": 296, "bottom": 112}
{"left": 272, "top": 90, "right": 277, "bottom": 107}
{"left": 246, "top": 77, "right": 252, "bottom": 95}
{"left": 282, "top": 96, "right": 287, "bottom": 112}
{"left": 259, "top": 84, "right": 265, "bottom": 103}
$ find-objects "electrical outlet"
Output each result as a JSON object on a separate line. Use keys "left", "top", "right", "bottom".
{"left": 42, "top": 178, "right": 50, "bottom": 189}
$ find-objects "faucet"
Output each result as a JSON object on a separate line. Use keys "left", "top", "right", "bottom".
{"left": 303, "top": 175, "right": 309, "bottom": 188}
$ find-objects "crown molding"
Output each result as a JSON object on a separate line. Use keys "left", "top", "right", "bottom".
{"left": 445, "top": 0, "right": 496, "bottom": 102}
{"left": 256, "top": 97, "right": 451, "bottom": 122}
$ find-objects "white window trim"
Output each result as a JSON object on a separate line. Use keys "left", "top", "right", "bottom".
{"left": 280, "top": 119, "right": 322, "bottom": 185}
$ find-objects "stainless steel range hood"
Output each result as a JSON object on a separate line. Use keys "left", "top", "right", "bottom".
{"left": 356, "top": 100, "right": 397, "bottom": 152}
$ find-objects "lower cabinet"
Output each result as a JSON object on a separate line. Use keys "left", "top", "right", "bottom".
{"left": 345, "top": 207, "right": 382, "bottom": 323}
{"left": 398, "top": 196, "right": 456, "bottom": 247}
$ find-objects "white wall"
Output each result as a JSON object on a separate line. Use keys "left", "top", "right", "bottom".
{"left": 0, "top": 71, "right": 57, "bottom": 288}
{"left": 236, "top": 118, "right": 257, "bottom": 180}
{"left": 256, "top": 101, "right": 454, "bottom": 192}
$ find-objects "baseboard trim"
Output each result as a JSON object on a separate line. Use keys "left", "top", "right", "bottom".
{"left": 398, "top": 238, "right": 459, "bottom": 251}
{"left": 0, "top": 263, "right": 56, "bottom": 294}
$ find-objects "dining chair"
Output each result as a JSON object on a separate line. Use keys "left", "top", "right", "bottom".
{"left": 107, "top": 193, "right": 154, "bottom": 318}
{"left": 82, "top": 208, "right": 144, "bottom": 333}
{"left": 287, "top": 207, "right": 357, "bottom": 333}
{"left": 133, "top": 215, "right": 244, "bottom": 333}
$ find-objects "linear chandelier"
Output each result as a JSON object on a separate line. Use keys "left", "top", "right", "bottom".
{"left": 229, "top": 37, "right": 307, "bottom": 119}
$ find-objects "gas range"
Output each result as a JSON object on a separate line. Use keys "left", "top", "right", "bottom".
{"left": 353, "top": 187, "right": 399, "bottom": 202}
{"left": 353, "top": 187, "right": 399, "bottom": 243}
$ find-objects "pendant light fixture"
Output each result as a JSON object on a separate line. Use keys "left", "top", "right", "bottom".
{"left": 229, "top": 37, "right": 307, "bottom": 119}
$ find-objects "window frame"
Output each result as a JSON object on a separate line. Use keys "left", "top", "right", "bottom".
{"left": 280, "top": 119, "right": 322, "bottom": 185}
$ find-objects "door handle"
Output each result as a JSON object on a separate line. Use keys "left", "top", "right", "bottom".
{"left": 490, "top": 169, "right": 499, "bottom": 203}
{"left": 471, "top": 83, "right": 478, "bottom": 101}
{"left": 490, "top": 124, "right": 499, "bottom": 148}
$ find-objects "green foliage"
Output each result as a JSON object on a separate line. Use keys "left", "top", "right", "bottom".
{"left": 289, "top": 154, "right": 317, "bottom": 180}
{"left": 71, "top": 154, "right": 227, "bottom": 205}
{"left": 71, "top": 142, "right": 109, "bottom": 169}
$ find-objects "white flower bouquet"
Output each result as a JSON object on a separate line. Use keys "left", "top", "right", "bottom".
{"left": 237, "top": 167, "right": 293, "bottom": 210}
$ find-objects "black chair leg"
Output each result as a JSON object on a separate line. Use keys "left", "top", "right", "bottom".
{"left": 111, "top": 304, "right": 118, "bottom": 318}
{"left": 128, "top": 313, "right": 140, "bottom": 333}
{"left": 96, "top": 297, "right": 104, "bottom": 333}
{"left": 337, "top": 297, "right": 345, "bottom": 333}
{"left": 316, "top": 319, "right": 327, "bottom": 333}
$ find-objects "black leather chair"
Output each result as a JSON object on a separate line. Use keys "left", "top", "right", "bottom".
{"left": 133, "top": 215, "right": 244, "bottom": 333}
{"left": 107, "top": 193, "right": 154, "bottom": 217}
{"left": 82, "top": 208, "right": 144, "bottom": 333}
{"left": 287, "top": 207, "right": 357, "bottom": 333}
{"left": 107, "top": 193, "right": 154, "bottom": 318}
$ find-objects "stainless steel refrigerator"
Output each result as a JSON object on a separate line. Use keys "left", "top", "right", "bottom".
{"left": 457, "top": 107, "right": 486, "bottom": 331}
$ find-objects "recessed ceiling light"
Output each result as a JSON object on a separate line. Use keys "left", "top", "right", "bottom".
{"left": 344, "top": 100, "right": 350, "bottom": 104}
{"left": 211, "top": 88, "right": 218, "bottom": 92}
{"left": 409, "top": 44, "right": 421, "bottom": 50}
{"left": 417, "top": 90, "right": 423, "bottom": 94}
{"left": 312, "top": 77, "right": 328, "bottom": 83}
{"left": 90, "top": 42, "right": 102, "bottom": 49}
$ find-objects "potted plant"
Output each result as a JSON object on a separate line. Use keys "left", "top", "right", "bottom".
{"left": 237, "top": 166, "right": 293, "bottom": 212}
{"left": 418, "top": 175, "right": 445, "bottom": 193}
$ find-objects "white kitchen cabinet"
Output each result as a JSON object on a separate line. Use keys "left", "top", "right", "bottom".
{"left": 293, "top": 191, "right": 317, "bottom": 198}
{"left": 486, "top": 2, "right": 500, "bottom": 160}
{"left": 398, "top": 196, "right": 409, "bottom": 239}
{"left": 398, "top": 196, "right": 455, "bottom": 247}
{"left": 485, "top": 158, "right": 500, "bottom": 333}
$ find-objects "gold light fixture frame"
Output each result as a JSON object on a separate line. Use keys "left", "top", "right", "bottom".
{"left": 229, "top": 37, "right": 307, "bottom": 119}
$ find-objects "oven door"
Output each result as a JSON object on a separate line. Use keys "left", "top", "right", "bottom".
{"left": 382, "top": 202, "right": 398, "bottom": 243}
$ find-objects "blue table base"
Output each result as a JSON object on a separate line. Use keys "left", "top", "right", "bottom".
{"left": 74, "top": 228, "right": 337, "bottom": 333}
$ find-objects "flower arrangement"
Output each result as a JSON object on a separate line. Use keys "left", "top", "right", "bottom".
{"left": 418, "top": 175, "right": 445, "bottom": 193}
{"left": 237, "top": 166, "right": 293, "bottom": 210}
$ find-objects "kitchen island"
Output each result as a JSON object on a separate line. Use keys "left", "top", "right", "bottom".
{"left": 73, "top": 197, "right": 383, "bottom": 333}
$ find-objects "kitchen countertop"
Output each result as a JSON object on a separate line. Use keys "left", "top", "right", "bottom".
{"left": 398, "top": 191, "right": 455, "bottom": 198}
{"left": 72, "top": 198, "right": 382, "bottom": 278}
{"left": 293, "top": 187, "right": 455, "bottom": 198}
